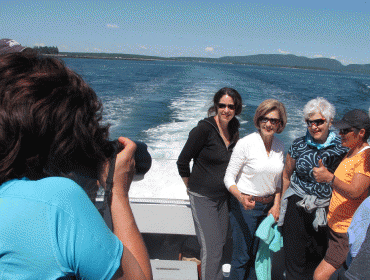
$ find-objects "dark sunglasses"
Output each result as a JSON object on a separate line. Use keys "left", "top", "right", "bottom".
{"left": 339, "top": 128, "right": 355, "bottom": 135}
{"left": 260, "top": 117, "right": 280, "bottom": 125}
{"left": 306, "top": 118, "right": 326, "bottom": 127}
{"left": 218, "top": 103, "right": 236, "bottom": 110}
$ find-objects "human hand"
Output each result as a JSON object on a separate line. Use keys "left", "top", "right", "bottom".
{"left": 313, "top": 159, "right": 332, "bottom": 183}
{"left": 240, "top": 194, "right": 256, "bottom": 210}
{"left": 268, "top": 204, "right": 280, "bottom": 222}
{"left": 113, "top": 137, "right": 137, "bottom": 197}
{"left": 100, "top": 137, "right": 137, "bottom": 197}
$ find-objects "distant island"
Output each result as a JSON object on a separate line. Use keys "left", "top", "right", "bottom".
{"left": 54, "top": 52, "right": 369, "bottom": 75}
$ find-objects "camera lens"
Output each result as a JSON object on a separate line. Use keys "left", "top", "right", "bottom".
{"left": 133, "top": 141, "right": 151, "bottom": 175}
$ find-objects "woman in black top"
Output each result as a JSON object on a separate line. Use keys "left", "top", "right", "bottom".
{"left": 177, "top": 87, "right": 242, "bottom": 280}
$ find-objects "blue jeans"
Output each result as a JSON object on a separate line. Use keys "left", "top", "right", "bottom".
{"left": 229, "top": 195, "right": 271, "bottom": 280}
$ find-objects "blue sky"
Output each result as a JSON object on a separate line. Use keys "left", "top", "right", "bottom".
{"left": 1, "top": 0, "right": 369, "bottom": 65}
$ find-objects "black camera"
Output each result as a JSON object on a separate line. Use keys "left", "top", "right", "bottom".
{"left": 64, "top": 139, "right": 152, "bottom": 230}
{"left": 96, "top": 139, "right": 152, "bottom": 230}
{"left": 59, "top": 139, "right": 151, "bottom": 204}
{"left": 108, "top": 140, "right": 152, "bottom": 178}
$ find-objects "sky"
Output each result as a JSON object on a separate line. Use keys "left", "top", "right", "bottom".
{"left": 1, "top": 0, "right": 369, "bottom": 65}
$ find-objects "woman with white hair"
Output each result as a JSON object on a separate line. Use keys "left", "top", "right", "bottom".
{"left": 278, "top": 97, "right": 348, "bottom": 280}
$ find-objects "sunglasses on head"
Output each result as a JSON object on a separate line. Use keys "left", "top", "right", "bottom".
{"left": 306, "top": 118, "right": 326, "bottom": 127}
{"left": 339, "top": 128, "right": 355, "bottom": 135}
{"left": 260, "top": 117, "right": 280, "bottom": 125}
{"left": 218, "top": 103, "right": 236, "bottom": 110}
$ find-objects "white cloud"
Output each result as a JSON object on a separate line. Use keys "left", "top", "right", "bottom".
{"left": 205, "top": 47, "right": 214, "bottom": 52}
{"left": 107, "top": 24, "right": 119, "bottom": 28}
{"left": 34, "top": 43, "right": 46, "bottom": 47}
{"left": 94, "top": 48, "right": 102, "bottom": 52}
{"left": 314, "top": 54, "right": 323, "bottom": 58}
{"left": 330, "top": 56, "right": 337, "bottom": 59}
{"left": 139, "top": 45, "right": 148, "bottom": 50}
{"left": 278, "top": 49, "right": 289, "bottom": 54}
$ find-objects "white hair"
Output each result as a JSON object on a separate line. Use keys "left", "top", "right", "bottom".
{"left": 303, "top": 97, "right": 335, "bottom": 121}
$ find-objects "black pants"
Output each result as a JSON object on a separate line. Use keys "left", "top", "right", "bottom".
{"left": 189, "top": 193, "right": 229, "bottom": 280}
{"left": 283, "top": 195, "right": 328, "bottom": 280}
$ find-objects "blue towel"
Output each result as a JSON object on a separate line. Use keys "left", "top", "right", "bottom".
{"left": 255, "top": 214, "right": 283, "bottom": 280}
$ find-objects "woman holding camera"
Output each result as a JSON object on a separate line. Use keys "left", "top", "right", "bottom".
{"left": 177, "top": 87, "right": 242, "bottom": 280}
{"left": 0, "top": 53, "right": 152, "bottom": 279}
{"left": 224, "top": 99, "right": 287, "bottom": 279}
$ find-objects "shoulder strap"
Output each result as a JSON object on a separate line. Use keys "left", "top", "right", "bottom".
{"left": 99, "top": 144, "right": 119, "bottom": 231}
{"left": 358, "top": 146, "right": 370, "bottom": 154}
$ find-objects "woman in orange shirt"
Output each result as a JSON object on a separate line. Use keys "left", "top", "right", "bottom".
{"left": 312, "top": 109, "right": 370, "bottom": 280}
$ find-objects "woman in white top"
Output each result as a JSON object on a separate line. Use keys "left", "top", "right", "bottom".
{"left": 224, "top": 99, "right": 287, "bottom": 280}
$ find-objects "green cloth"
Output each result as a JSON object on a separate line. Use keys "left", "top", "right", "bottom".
{"left": 255, "top": 214, "right": 283, "bottom": 280}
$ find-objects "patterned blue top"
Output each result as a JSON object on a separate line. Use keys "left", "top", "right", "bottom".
{"left": 288, "top": 131, "right": 348, "bottom": 199}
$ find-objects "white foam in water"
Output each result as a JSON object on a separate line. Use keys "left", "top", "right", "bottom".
{"left": 129, "top": 87, "right": 214, "bottom": 199}
{"left": 285, "top": 105, "right": 307, "bottom": 143}
{"left": 128, "top": 83, "right": 300, "bottom": 200}
{"left": 101, "top": 95, "right": 135, "bottom": 131}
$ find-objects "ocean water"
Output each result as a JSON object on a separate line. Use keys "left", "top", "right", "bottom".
{"left": 64, "top": 58, "right": 370, "bottom": 199}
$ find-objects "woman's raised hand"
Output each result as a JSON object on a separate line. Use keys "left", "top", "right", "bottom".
{"left": 113, "top": 137, "right": 137, "bottom": 197}
{"left": 313, "top": 159, "right": 333, "bottom": 183}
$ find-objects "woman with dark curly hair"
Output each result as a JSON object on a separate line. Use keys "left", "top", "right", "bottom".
{"left": 0, "top": 53, "right": 152, "bottom": 279}
{"left": 177, "top": 87, "right": 243, "bottom": 280}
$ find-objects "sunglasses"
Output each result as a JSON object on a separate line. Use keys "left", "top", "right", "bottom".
{"left": 260, "top": 117, "right": 280, "bottom": 125}
{"left": 339, "top": 128, "right": 355, "bottom": 135}
{"left": 306, "top": 118, "right": 326, "bottom": 127}
{"left": 218, "top": 103, "right": 236, "bottom": 110}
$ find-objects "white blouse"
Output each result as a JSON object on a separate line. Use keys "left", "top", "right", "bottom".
{"left": 224, "top": 132, "right": 284, "bottom": 196}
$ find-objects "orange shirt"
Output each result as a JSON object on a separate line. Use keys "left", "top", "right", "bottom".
{"left": 328, "top": 149, "right": 370, "bottom": 233}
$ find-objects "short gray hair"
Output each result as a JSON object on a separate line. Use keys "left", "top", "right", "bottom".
{"left": 303, "top": 97, "right": 335, "bottom": 121}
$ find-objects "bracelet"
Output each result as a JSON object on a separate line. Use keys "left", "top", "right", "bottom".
{"left": 329, "top": 175, "right": 336, "bottom": 186}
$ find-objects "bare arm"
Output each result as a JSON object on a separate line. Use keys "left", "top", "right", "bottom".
{"left": 108, "top": 137, "right": 152, "bottom": 280}
{"left": 268, "top": 187, "right": 282, "bottom": 222}
{"left": 228, "top": 184, "right": 256, "bottom": 210}
{"left": 181, "top": 177, "right": 190, "bottom": 195}
{"left": 281, "top": 154, "right": 296, "bottom": 199}
{"left": 181, "top": 177, "right": 189, "bottom": 188}
{"left": 332, "top": 173, "right": 370, "bottom": 200}
{"left": 313, "top": 159, "right": 370, "bottom": 200}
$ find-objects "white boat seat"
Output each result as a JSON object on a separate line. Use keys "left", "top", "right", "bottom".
{"left": 130, "top": 198, "right": 196, "bottom": 235}
{"left": 150, "top": 259, "right": 198, "bottom": 280}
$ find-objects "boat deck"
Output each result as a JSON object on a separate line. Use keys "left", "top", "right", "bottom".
{"left": 131, "top": 198, "right": 286, "bottom": 279}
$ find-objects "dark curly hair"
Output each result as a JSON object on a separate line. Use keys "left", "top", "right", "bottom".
{"left": 0, "top": 53, "right": 111, "bottom": 184}
{"left": 207, "top": 87, "right": 242, "bottom": 142}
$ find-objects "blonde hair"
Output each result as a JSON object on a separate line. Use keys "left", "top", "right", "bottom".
{"left": 253, "top": 99, "right": 287, "bottom": 134}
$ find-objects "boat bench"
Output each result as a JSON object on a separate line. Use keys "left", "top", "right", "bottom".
{"left": 130, "top": 198, "right": 198, "bottom": 280}
{"left": 150, "top": 259, "right": 198, "bottom": 280}
{"left": 130, "top": 198, "right": 196, "bottom": 235}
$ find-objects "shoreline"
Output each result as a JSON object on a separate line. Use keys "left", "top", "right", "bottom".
{"left": 48, "top": 53, "right": 336, "bottom": 73}
{"left": 42, "top": 53, "right": 370, "bottom": 75}
{"left": 48, "top": 53, "right": 163, "bottom": 62}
